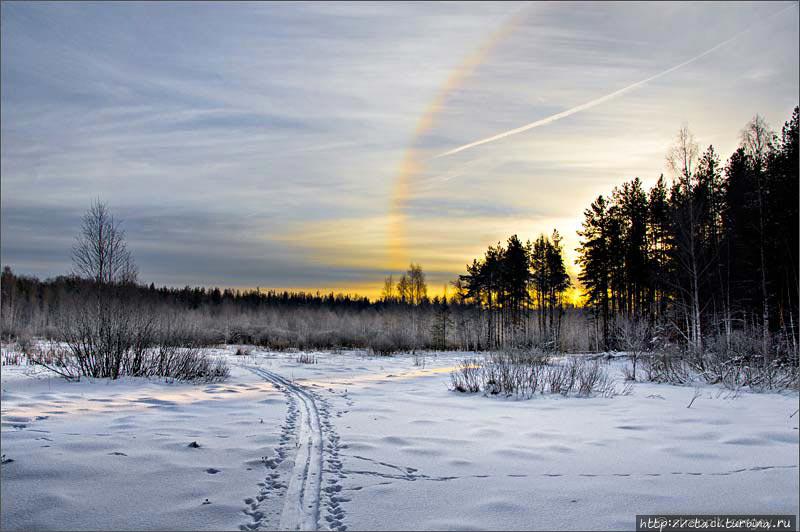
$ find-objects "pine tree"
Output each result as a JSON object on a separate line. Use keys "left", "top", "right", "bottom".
{"left": 431, "top": 286, "right": 452, "bottom": 350}
{"left": 501, "top": 235, "right": 531, "bottom": 344}
{"left": 545, "top": 230, "right": 571, "bottom": 347}
{"left": 577, "top": 195, "right": 612, "bottom": 349}
{"left": 647, "top": 175, "right": 672, "bottom": 320}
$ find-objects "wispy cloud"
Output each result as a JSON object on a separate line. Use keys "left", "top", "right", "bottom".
{"left": 1, "top": 1, "right": 797, "bottom": 294}
{"left": 434, "top": 2, "right": 797, "bottom": 159}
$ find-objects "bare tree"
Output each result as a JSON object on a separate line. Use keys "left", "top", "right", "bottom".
{"left": 405, "top": 263, "right": 428, "bottom": 351}
{"left": 667, "top": 126, "right": 703, "bottom": 353}
{"left": 72, "top": 200, "right": 137, "bottom": 285}
{"left": 618, "top": 316, "right": 651, "bottom": 381}
{"left": 396, "top": 274, "right": 410, "bottom": 303}
{"left": 381, "top": 274, "right": 395, "bottom": 302}
{"left": 667, "top": 125, "right": 699, "bottom": 184}
{"left": 740, "top": 115, "right": 775, "bottom": 360}
{"left": 741, "top": 115, "right": 773, "bottom": 165}
{"left": 408, "top": 263, "right": 427, "bottom": 305}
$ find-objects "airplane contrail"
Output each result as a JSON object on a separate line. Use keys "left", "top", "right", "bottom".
{"left": 435, "top": 3, "right": 796, "bottom": 159}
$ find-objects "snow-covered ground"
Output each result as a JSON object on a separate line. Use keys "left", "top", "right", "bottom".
{"left": 1, "top": 347, "right": 798, "bottom": 531}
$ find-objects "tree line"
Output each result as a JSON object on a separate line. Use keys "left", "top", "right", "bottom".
{"left": 379, "top": 236, "right": 573, "bottom": 351}
{"left": 577, "top": 108, "right": 798, "bottom": 360}
{"left": 454, "top": 233, "right": 571, "bottom": 349}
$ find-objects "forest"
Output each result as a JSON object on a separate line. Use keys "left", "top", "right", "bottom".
{"left": 1, "top": 107, "right": 798, "bottom": 369}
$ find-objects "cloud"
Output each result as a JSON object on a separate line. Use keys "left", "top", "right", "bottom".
{"left": 1, "top": 2, "right": 797, "bottom": 296}
{"left": 434, "top": 2, "right": 797, "bottom": 159}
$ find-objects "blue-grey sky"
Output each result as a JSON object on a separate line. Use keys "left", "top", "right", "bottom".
{"left": 2, "top": 1, "right": 797, "bottom": 296}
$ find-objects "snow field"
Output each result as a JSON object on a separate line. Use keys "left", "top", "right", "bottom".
{"left": 1, "top": 348, "right": 798, "bottom": 531}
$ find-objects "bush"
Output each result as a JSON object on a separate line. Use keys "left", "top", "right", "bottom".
{"left": 369, "top": 334, "right": 407, "bottom": 356}
{"left": 450, "top": 353, "right": 619, "bottom": 399}
{"left": 31, "top": 342, "right": 228, "bottom": 382}
{"left": 28, "top": 345, "right": 81, "bottom": 380}
{"left": 296, "top": 353, "right": 317, "bottom": 364}
{"left": 639, "top": 335, "right": 799, "bottom": 392}
{"left": 641, "top": 349, "right": 692, "bottom": 384}
{"left": 41, "top": 296, "right": 228, "bottom": 382}
{"left": 575, "top": 358, "right": 610, "bottom": 396}
{"left": 615, "top": 317, "right": 652, "bottom": 381}
{"left": 449, "top": 358, "right": 482, "bottom": 393}
{"left": 258, "top": 330, "right": 296, "bottom": 351}
{"left": 16, "top": 333, "right": 34, "bottom": 355}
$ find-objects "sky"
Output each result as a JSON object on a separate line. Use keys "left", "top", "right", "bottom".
{"left": 1, "top": 1, "right": 798, "bottom": 298}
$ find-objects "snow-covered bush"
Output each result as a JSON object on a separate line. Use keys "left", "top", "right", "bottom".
{"left": 641, "top": 349, "right": 692, "bottom": 384}
{"left": 450, "top": 353, "right": 619, "bottom": 399}
{"left": 638, "top": 336, "right": 799, "bottom": 391}
{"left": 27, "top": 345, "right": 81, "bottom": 380}
{"left": 37, "top": 294, "right": 228, "bottom": 381}
{"left": 30, "top": 342, "right": 228, "bottom": 382}
{"left": 369, "top": 332, "right": 411, "bottom": 355}
{"left": 449, "top": 358, "right": 482, "bottom": 393}
{"left": 295, "top": 353, "right": 317, "bottom": 364}
{"left": 616, "top": 317, "right": 652, "bottom": 381}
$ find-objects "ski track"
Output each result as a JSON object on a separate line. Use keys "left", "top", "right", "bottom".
{"left": 243, "top": 366, "right": 346, "bottom": 532}
{"left": 237, "top": 364, "right": 795, "bottom": 531}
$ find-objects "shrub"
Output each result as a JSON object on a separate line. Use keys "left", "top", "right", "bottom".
{"left": 296, "top": 353, "right": 317, "bottom": 364}
{"left": 31, "top": 342, "right": 228, "bottom": 382}
{"left": 575, "top": 359, "right": 607, "bottom": 396}
{"left": 16, "top": 333, "right": 34, "bottom": 355}
{"left": 449, "top": 358, "right": 482, "bottom": 393}
{"left": 615, "top": 317, "right": 652, "bottom": 381}
{"left": 641, "top": 349, "right": 692, "bottom": 384}
{"left": 450, "top": 353, "right": 619, "bottom": 398}
{"left": 40, "top": 297, "right": 228, "bottom": 382}
{"left": 639, "top": 335, "right": 799, "bottom": 392}
{"left": 369, "top": 334, "right": 405, "bottom": 356}
{"left": 29, "top": 345, "right": 81, "bottom": 380}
